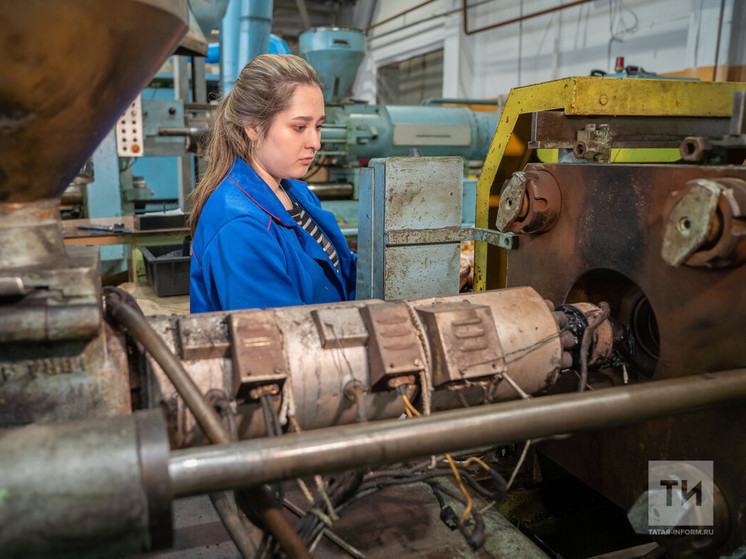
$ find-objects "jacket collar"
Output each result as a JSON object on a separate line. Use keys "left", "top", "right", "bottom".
{"left": 228, "top": 157, "right": 296, "bottom": 228}
{"left": 228, "top": 157, "right": 348, "bottom": 287}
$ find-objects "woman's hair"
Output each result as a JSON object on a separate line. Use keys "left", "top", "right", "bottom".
{"left": 188, "top": 54, "right": 323, "bottom": 235}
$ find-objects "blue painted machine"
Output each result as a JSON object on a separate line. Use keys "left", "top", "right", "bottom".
{"left": 298, "top": 27, "right": 498, "bottom": 226}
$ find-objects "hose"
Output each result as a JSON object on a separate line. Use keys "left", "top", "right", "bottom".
{"left": 103, "top": 287, "right": 311, "bottom": 559}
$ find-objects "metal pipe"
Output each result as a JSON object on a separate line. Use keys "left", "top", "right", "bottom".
{"left": 209, "top": 491, "right": 259, "bottom": 557}
{"left": 365, "top": 0, "right": 439, "bottom": 31}
{"left": 308, "top": 181, "right": 354, "bottom": 199}
{"left": 462, "top": 0, "right": 595, "bottom": 36}
{"left": 170, "top": 368, "right": 746, "bottom": 497}
{"left": 294, "top": 0, "right": 312, "bottom": 30}
{"left": 105, "top": 288, "right": 231, "bottom": 445}
{"left": 422, "top": 98, "right": 499, "bottom": 107}
{"left": 0, "top": 410, "right": 172, "bottom": 558}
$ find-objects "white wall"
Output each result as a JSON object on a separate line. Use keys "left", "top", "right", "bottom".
{"left": 352, "top": 0, "right": 745, "bottom": 103}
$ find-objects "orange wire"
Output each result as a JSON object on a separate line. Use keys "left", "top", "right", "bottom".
{"left": 400, "top": 394, "right": 473, "bottom": 526}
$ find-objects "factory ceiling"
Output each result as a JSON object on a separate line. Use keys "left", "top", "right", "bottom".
{"left": 272, "top": 0, "right": 360, "bottom": 51}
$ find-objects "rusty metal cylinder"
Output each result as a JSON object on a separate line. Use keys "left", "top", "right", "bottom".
{"left": 144, "top": 287, "right": 565, "bottom": 447}
{"left": 0, "top": 409, "right": 172, "bottom": 558}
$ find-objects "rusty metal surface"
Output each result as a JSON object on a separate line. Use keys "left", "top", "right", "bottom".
{"left": 411, "top": 289, "right": 562, "bottom": 402}
{"left": 502, "top": 162, "right": 746, "bottom": 557}
{"left": 384, "top": 244, "right": 462, "bottom": 300}
{"left": 0, "top": 321, "right": 132, "bottom": 427}
{"left": 360, "top": 302, "right": 426, "bottom": 390}
{"left": 144, "top": 288, "right": 563, "bottom": 445}
{"left": 377, "top": 156, "right": 464, "bottom": 300}
{"left": 475, "top": 78, "right": 746, "bottom": 292}
{"left": 503, "top": 162, "right": 746, "bottom": 379}
{"left": 0, "top": 199, "right": 65, "bottom": 268}
{"left": 662, "top": 177, "right": 746, "bottom": 268}
{"left": 496, "top": 170, "right": 561, "bottom": 234}
{"left": 178, "top": 314, "right": 230, "bottom": 360}
{"left": 385, "top": 226, "right": 517, "bottom": 250}
{"left": 0, "top": 0, "right": 188, "bottom": 202}
{"left": 530, "top": 111, "right": 731, "bottom": 149}
{"left": 229, "top": 311, "right": 288, "bottom": 400}
{"left": 416, "top": 303, "right": 505, "bottom": 388}
{"left": 272, "top": 301, "right": 413, "bottom": 432}
{"left": 661, "top": 178, "right": 723, "bottom": 265}
{"left": 144, "top": 314, "right": 233, "bottom": 447}
{"left": 382, "top": 157, "right": 463, "bottom": 232}
{"left": 312, "top": 307, "right": 368, "bottom": 349}
{"left": 0, "top": 241, "right": 130, "bottom": 427}
{"left": 0, "top": 245, "right": 102, "bottom": 344}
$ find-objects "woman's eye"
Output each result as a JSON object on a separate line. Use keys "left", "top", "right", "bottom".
{"left": 294, "top": 126, "right": 306, "bottom": 132}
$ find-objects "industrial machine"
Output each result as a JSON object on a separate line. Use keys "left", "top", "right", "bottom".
{"left": 300, "top": 26, "right": 498, "bottom": 226}
{"left": 2, "top": 2, "right": 746, "bottom": 559}
{"left": 477, "top": 76, "right": 746, "bottom": 556}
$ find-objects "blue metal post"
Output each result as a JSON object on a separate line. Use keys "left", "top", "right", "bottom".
{"left": 219, "top": 0, "right": 241, "bottom": 93}
{"left": 88, "top": 128, "right": 127, "bottom": 274}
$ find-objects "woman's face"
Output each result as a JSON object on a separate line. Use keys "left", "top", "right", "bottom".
{"left": 246, "top": 84, "right": 325, "bottom": 190}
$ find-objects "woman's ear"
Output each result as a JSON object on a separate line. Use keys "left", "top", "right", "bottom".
{"left": 244, "top": 125, "right": 258, "bottom": 142}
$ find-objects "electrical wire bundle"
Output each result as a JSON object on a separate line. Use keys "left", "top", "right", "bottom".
{"left": 249, "top": 387, "right": 510, "bottom": 557}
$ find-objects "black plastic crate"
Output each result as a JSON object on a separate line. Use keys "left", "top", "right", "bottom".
{"left": 140, "top": 243, "right": 190, "bottom": 297}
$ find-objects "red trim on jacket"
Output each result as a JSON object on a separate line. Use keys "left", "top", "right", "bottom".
{"left": 228, "top": 174, "right": 293, "bottom": 230}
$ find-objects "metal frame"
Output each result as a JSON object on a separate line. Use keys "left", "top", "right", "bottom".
{"left": 475, "top": 76, "right": 746, "bottom": 291}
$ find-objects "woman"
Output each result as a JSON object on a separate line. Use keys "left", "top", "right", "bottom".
{"left": 189, "top": 54, "right": 356, "bottom": 312}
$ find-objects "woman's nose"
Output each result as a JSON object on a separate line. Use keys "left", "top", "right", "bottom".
{"left": 308, "top": 128, "right": 321, "bottom": 150}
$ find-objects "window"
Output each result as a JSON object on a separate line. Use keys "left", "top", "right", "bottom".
{"left": 377, "top": 49, "right": 444, "bottom": 105}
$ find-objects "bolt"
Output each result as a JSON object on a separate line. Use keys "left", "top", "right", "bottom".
{"left": 677, "top": 217, "right": 692, "bottom": 234}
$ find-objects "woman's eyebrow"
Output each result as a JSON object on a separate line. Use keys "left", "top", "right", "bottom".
{"left": 290, "top": 115, "right": 326, "bottom": 122}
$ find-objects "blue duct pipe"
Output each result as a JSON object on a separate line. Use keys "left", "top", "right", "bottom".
{"left": 219, "top": 0, "right": 240, "bottom": 92}
{"left": 220, "top": 0, "right": 273, "bottom": 93}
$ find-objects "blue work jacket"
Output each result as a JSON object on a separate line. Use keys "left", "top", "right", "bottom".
{"left": 190, "top": 157, "right": 356, "bottom": 312}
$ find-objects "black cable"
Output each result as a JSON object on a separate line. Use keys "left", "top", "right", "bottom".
{"left": 364, "top": 462, "right": 507, "bottom": 502}
{"left": 296, "top": 469, "right": 365, "bottom": 545}
{"left": 427, "top": 480, "right": 486, "bottom": 550}
{"left": 259, "top": 395, "right": 274, "bottom": 437}
{"left": 459, "top": 470, "right": 506, "bottom": 503}
{"left": 430, "top": 483, "right": 459, "bottom": 530}
{"left": 267, "top": 396, "right": 283, "bottom": 438}
{"left": 255, "top": 394, "right": 286, "bottom": 557}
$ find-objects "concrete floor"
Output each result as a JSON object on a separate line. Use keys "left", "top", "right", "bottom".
{"left": 120, "top": 281, "right": 190, "bottom": 316}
